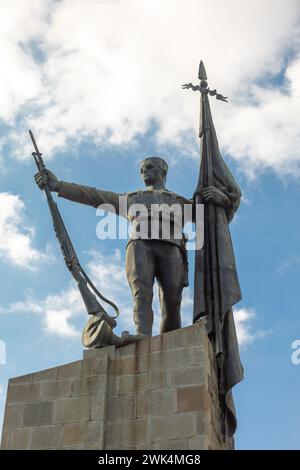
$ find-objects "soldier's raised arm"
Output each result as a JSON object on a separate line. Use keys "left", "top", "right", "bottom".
{"left": 34, "top": 168, "right": 122, "bottom": 214}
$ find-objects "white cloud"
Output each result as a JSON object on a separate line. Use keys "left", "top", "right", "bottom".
{"left": 0, "top": 0, "right": 299, "bottom": 177}
{"left": 0, "top": 285, "right": 83, "bottom": 338}
{"left": 0, "top": 0, "right": 49, "bottom": 121}
{"left": 233, "top": 307, "right": 265, "bottom": 348}
{"left": 0, "top": 237, "right": 264, "bottom": 348}
{"left": 0, "top": 192, "right": 51, "bottom": 269}
{"left": 0, "top": 249, "right": 134, "bottom": 338}
{"left": 0, "top": 247, "right": 196, "bottom": 339}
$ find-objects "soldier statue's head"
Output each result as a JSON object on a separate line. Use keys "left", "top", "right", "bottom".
{"left": 140, "top": 157, "right": 168, "bottom": 189}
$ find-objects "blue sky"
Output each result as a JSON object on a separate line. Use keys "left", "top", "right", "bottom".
{"left": 1, "top": 0, "right": 300, "bottom": 450}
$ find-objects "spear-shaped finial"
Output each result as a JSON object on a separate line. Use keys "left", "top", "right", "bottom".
{"left": 198, "top": 60, "right": 207, "bottom": 81}
{"left": 181, "top": 60, "right": 228, "bottom": 102}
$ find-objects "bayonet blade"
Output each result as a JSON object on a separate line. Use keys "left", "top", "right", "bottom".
{"left": 29, "top": 129, "right": 42, "bottom": 156}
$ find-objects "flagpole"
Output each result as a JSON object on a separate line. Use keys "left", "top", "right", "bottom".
{"left": 198, "top": 64, "right": 223, "bottom": 360}
{"left": 182, "top": 63, "right": 242, "bottom": 438}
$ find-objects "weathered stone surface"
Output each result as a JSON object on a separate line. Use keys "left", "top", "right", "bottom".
{"left": 23, "top": 401, "right": 53, "bottom": 427}
{"left": 110, "top": 356, "right": 137, "bottom": 376}
{"left": 7, "top": 382, "right": 41, "bottom": 403}
{"left": 10, "top": 428, "right": 32, "bottom": 450}
{"left": 86, "top": 420, "right": 104, "bottom": 444}
{"left": 149, "top": 413, "right": 197, "bottom": 441}
{"left": 116, "top": 343, "right": 138, "bottom": 358}
{"left": 196, "top": 411, "right": 210, "bottom": 436}
{"left": 91, "top": 391, "right": 106, "bottom": 421}
{"left": 57, "top": 361, "right": 81, "bottom": 379}
{"left": 62, "top": 422, "right": 87, "bottom": 447}
{"left": 10, "top": 373, "right": 32, "bottom": 384}
{"left": 0, "top": 431, "right": 10, "bottom": 450}
{"left": 81, "top": 357, "right": 108, "bottom": 377}
{"left": 83, "top": 345, "right": 115, "bottom": 361}
{"left": 177, "top": 385, "right": 210, "bottom": 413}
{"left": 107, "top": 377, "right": 118, "bottom": 395}
{"left": 161, "top": 327, "right": 186, "bottom": 350}
{"left": 106, "top": 419, "right": 147, "bottom": 447}
{"left": 71, "top": 376, "right": 105, "bottom": 397}
{"left": 118, "top": 373, "right": 147, "bottom": 394}
{"left": 107, "top": 395, "right": 136, "bottom": 421}
{"left": 41, "top": 380, "right": 71, "bottom": 400}
{"left": 137, "top": 389, "right": 177, "bottom": 417}
{"left": 184, "top": 320, "right": 207, "bottom": 348}
{"left": 32, "top": 367, "right": 57, "bottom": 382}
{"left": 1, "top": 322, "right": 235, "bottom": 450}
{"left": 32, "top": 425, "right": 62, "bottom": 449}
{"left": 53, "top": 396, "right": 91, "bottom": 424}
{"left": 137, "top": 337, "right": 150, "bottom": 354}
{"left": 2, "top": 404, "right": 24, "bottom": 430}
{"left": 169, "top": 366, "right": 206, "bottom": 387}
{"left": 188, "top": 434, "right": 210, "bottom": 450}
{"left": 139, "top": 347, "right": 205, "bottom": 372}
{"left": 138, "top": 438, "right": 188, "bottom": 450}
{"left": 147, "top": 370, "right": 167, "bottom": 391}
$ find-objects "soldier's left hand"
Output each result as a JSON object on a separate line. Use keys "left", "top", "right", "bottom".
{"left": 202, "top": 186, "right": 230, "bottom": 208}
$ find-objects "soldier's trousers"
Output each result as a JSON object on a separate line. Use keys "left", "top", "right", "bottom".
{"left": 125, "top": 239, "right": 186, "bottom": 336}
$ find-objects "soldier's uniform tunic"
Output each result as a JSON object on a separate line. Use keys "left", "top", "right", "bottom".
{"left": 57, "top": 181, "right": 192, "bottom": 336}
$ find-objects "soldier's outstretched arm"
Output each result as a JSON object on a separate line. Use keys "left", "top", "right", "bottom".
{"left": 34, "top": 168, "right": 121, "bottom": 213}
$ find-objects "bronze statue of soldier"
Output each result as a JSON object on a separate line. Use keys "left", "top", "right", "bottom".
{"left": 35, "top": 156, "right": 229, "bottom": 338}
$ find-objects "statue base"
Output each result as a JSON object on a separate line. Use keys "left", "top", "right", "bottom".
{"left": 1, "top": 320, "right": 234, "bottom": 450}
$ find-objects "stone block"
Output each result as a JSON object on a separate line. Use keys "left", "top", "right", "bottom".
{"left": 2, "top": 404, "right": 24, "bottom": 430}
{"left": 169, "top": 366, "right": 206, "bottom": 387}
{"left": 10, "top": 428, "right": 32, "bottom": 450}
{"left": 53, "top": 396, "right": 91, "bottom": 424}
{"left": 23, "top": 401, "right": 53, "bottom": 427}
{"left": 137, "top": 337, "right": 150, "bottom": 353}
{"left": 85, "top": 442, "right": 102, "bottom": 450}
{"left": 110, "top": 356, "right": 137, "bottom": 376}
{"left": 31, "top": 425, "right": 62, "bottom": 449}
{"left": 149, "top": 413, "right": 197, "bottom": 441}
{"left": 81, "top": 357, "right": 108, "bottom": 377}
{"left": 184, "top": 321, "right": 207, "bottom": 348}
{"left": 177, "top": 385, "right": 210, "bottom": 413}
{"left": 10, "top": 374, "right": 32, "bottom": 384}
{"left": 118, "top": 373, "right": 147, "bottom": 394}
{"left": 188, "top": 434, "right": 209, "bottom": 450}
{"left": 32, "top": 367, "right": 57, "bottom": 382}
{"left": 0, "top": 431, "right": 10, "bottom": 450}
{"left": 138, "top": 438, "right": 188, "bottom": 450}
{"left": 147, "top": 370, "right": 167, "bottom": 391}
{"left": 161, "top": 327, "right": 186, "bottom": 350}
{"left": 107, "top": 395, "right": 136, "bottom": 421}
{"left": 137, "top": 389, "right": 177, "bottom": 417}
{"left": 83, "top": 345, "right": 116, "bottom": 360}
{"left": 57, "top": 361, "right": 82, "bottom": 379}
{"left": 7, "top": 382, "right": 41, "bottom": 403}
{"left": 107, "top": 377, "right": 118, "bottom": 395}
{"left": 149, "top": 335, "right": 163, "bottom": 353}
{"left": 62, "top": 422, "right": 87, "bottom": 448}
{"left": 41, "top": 380, "right": 71, "bottom": 400}
{"left": 116, "top": 343, "right": 138, "bottom": 357}
{"left": 139, "top": 347, "right": 206, "bottom": 372}
{"left": 86, "top": 420, "right": 104, "bottom": 444}
{"left": 91, "top": 391, "right": 106, "bottom": 421}
{"left": 106, "top": 419, "right": 147, "bottom": 447}
{"left": 71, "top": 376, "right": 105, "bottom": 397}
{"left": 196, "top": 411, "right": 210, "bottom": 436}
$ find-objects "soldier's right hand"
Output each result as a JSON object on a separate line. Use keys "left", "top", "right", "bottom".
{"left": 34, "top": 168, "right": 59, "bottom": 192}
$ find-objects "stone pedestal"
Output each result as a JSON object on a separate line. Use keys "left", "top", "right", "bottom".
{"left": 1, "top": 320, "right": 233, "bottom": 450}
